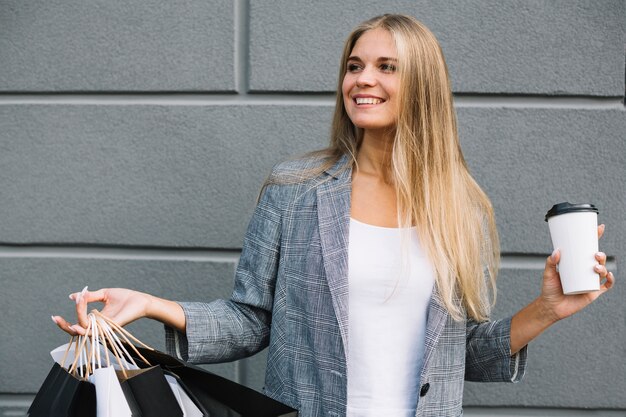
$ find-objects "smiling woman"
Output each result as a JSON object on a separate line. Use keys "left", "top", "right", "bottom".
{"left": 53, "top": 13, "right": 614, "bottom": 417}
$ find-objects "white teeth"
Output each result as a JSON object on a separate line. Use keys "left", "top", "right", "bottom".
{"left": 355, "top": 97, "right": 383, "bottom": 105}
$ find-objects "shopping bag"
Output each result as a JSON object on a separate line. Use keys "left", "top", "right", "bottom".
{"left": 29, "top": 336, "right": 96, "bottom": 417}
{"left": 89, "top": 367, "right": 134, "bottom": 417}
{"left": 93, "top": 311, "right": 183, "bottom": 417}
{"left": 85, "top": 314, "right": 133, "bottom": 417}
{"left": 165, "top": 371, "right": 205, "bottom": 417}
{"left": 116, "top": 366, "right": 184, "bottom": 417}
{"left": 28, "top": 362, "right": 96, "bottom": 417}
{"left": 95, "top": 310, "right": 298, "bottom": 417}
{"left": 129, "top": 346, "right": 298, "bottom": 417}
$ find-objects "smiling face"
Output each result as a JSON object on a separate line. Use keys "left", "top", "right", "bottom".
{"left": 342, "top": 28, "right": 400, "bottom": 135}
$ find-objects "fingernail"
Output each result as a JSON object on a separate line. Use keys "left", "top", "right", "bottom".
{"left": 594, "top": 264, "right": 602, "bottom": 272}
{"left": 551, "top": 248, "right": 559, "bottom": 262}
{"left": 69, "top": 294, "right": 74, "bottom": 300}
{"left": 51, "top": 316, "right": 57, "bottom": 324}
{"left": 81, "top": 286, "right": 88, "bottom": 296}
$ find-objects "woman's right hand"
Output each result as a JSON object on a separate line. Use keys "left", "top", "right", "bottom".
{"left": 52, "top": 287, "right": 152, "bottom": 336}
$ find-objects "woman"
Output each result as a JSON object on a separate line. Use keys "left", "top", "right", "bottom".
{"left": 53, "top": 14, "right": 614, "bottom": 417}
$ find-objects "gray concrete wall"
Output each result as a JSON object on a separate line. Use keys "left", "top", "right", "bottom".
{"left": 0, "top": 0, "right": 624, "bottom": 415}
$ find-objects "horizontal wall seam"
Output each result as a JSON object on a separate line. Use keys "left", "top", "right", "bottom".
{"left": 463, "top": 407, "right": 626, "bottom": 416}
{"left": 0, "top": 94, "right": 623, "bottom": 109}
{"left": 0, "top": 245, "right": 241, "bottom": 262}
{"left": 500, "top": 254, "right": 617, "bottom": 270}
{"left": 1, "top": 397, "right": 625, "bottom": 415}
{"left": 0, "top": 245, "right": 616, "bottom": 270}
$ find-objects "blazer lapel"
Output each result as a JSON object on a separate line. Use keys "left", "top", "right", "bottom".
{"left": 420, "top": 288, "right": 449, "bottom": 379}
{"left": 316, "top": 155, "right": 352, "bottom": 357}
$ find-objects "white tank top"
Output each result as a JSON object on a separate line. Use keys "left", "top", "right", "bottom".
{"left": 347, "top": 218, "right": 435, "bottom": 417}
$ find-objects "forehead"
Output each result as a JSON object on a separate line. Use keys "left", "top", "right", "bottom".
{"left": 350, "top": 28, "right": 397, "bottom": 58}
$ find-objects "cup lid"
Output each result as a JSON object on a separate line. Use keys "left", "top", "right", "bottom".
{"left": 545, "top": 202, "right": 598, "bottom": 222}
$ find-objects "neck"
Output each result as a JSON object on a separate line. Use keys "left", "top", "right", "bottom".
{"left": 356, "top": 129, "right": 395, "bottom": 180}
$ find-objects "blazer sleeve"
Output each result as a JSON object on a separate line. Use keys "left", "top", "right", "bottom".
{"left": 164, "top": 183, "right": 282, "bottom": 364}
{"left": 464, "top": 316, "right": 528, "bottom": 382}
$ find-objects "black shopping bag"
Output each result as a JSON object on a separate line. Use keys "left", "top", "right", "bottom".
{"left": 163, "top": 369, "right": 210, "bottom": 416}
{"left": 117, "top": 365, "right": 184, "bottom": 417}
{"left": 129, "top": 347, "right": 298, "bottom": 417}
{"left": 28, "top": 362, "right": 96, "bottom": 417}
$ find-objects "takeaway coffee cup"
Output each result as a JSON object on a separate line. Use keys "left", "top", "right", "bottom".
{"left": 545, "top": 202, "right": 600, "bottom": 294}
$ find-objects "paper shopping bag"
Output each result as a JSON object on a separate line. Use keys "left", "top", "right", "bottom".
{"left": 131, "top": 347, "right": 298, "bottom": 417}
{"left": 165, "top": 372, "right": 205, "bottom": 417}
{"left": 118, "top": 366, "right": 184, "bottom": 417}
{"left": 91, "top": 310, "right": 297, "bottom": 416}
{"left": 89, "top": 366, "right": 133, "bottom": 417}
{"left": 28, "top": 362, "right": 96, "bottom": 417}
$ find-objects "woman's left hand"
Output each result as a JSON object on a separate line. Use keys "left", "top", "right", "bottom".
{"left": 540, "top": 224, "right": 615, "bottom": 323}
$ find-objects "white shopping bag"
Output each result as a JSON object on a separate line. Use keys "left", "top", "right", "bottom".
{"left": 87, "top": 314, "right": 133, "bottom": 417}
{"left": 89, "top": 367, "right": 133, "bottom": 417}
{"left": 165, "top": 374, "right": 203, "bottom": 417}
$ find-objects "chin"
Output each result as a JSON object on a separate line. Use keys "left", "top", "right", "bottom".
{"left": 352, "top": 120, "right": 395, "bottom": 131}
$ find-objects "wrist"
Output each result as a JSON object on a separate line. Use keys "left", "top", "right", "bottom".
{"left": 144, "top": 295, "right": 186, "bottom": 332}
{"left": 510, "top": 297, "right": 559, "bottom": 355}
{"left": 534, "top": 297, "right": 561, "bottom": 326}
{"left": 144, "top": 293, "right": 159, "bottom": 321}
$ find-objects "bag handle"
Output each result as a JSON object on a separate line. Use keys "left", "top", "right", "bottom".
{"left": 63, "top": 310, "right": 155, "bottom": 379}
{"left": 92, "top": 310, "right": 153, "bottom": 366}
{"left": 89, "top": 314, "right": 101, "bottom": 371}
{"left": 97, "top": 315, "right": 112, "bottom": 368}
{"left": 68, "top": 317, "right": 94, "bottom": 379}
{"left": 93, "top": 310, "right": 154, "bottom": 351}
{"left": 97, "top": 317, "right": 136, "bottom": 378}
{"left": 59, "top": 336, "right": 76, "bottom": 368}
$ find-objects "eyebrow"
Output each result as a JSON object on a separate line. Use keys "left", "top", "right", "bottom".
{"left": 347, "top": 56, "right": 398, "bottom": 62}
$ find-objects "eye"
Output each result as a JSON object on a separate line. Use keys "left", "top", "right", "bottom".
{"left": 347, "top": 62, "right": 362, "bottom": 72}
{"left": 380, "top": 63, "right": 397, "bottom": 73}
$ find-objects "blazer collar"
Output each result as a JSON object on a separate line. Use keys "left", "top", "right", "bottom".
{"left": 322, "top": 153, "right": 352, "bottom": 180}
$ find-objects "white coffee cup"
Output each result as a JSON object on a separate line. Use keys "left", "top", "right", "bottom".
{"left": 545, "top": 202, "right": 600, "bottom": 294}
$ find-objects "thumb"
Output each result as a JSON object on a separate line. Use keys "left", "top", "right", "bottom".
{"left": 545, "top": 248, "right": 560, "bottom": 276}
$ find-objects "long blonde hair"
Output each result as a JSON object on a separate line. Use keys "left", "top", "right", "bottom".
{"left": 271, "top": 14, "right": 499, "bottom": 322}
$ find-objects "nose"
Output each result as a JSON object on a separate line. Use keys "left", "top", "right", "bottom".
{"left": 355, "top": 66, "right": 376, "bottom": 88}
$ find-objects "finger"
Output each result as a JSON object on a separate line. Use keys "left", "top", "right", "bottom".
{"left": 51, "top": 315, "right": 78, "bottom": 336}
{"left": 599, "top": 271, "right": 615, "bottom": 293}
{"left": 68, "top": 285, "right": 88, "bottom": 302}
{"left": 81, "top": 289, "right": 107, "bottom": 304}
{"left": 546, "top": 249, "right": 560, "bottom": 271}
{"left": 69, "top": 324, "right": 87, "bottom": 336}
{"left": 75, "top": 286, "right": 90, "bottom": 328}
{"left": 69, "top": 288, "right": 106, "bottom": 303}
{"left": 597, "top": 224, "right": 605, "bottom": 239}
{"left": 594, "top": 263, "right": 608, "bottom": 278}
{"left": 595, "top": 252, "right": 607, "bottom": 265}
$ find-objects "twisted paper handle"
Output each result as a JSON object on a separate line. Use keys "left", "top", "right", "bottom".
{"left": 64, "top": 310, "right": 155, "bottom": 379}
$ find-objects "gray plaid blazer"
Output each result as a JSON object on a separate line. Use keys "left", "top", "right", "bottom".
{"left": 166, "top": 154, "right": 528, "bottom": 417}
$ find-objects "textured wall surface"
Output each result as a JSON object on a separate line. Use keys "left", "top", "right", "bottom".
{"left": 0, "top": 0, "right": 624, "bottom": 415}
